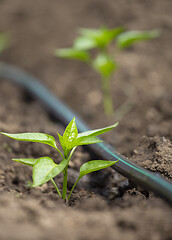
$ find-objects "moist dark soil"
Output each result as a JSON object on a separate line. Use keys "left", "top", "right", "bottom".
{"left": 0, "top": 0, "right": 172, "bottom": 239}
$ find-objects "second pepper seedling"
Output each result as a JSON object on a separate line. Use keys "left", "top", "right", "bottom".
{"left": 1, "top": 118, "right": 118, "bottom": 201}
{"left": 55, "top": 26, "right": 160, "bottom": 115}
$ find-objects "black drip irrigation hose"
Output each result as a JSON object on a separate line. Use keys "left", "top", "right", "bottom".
{"left": 0, "top": 61, "right": 172, "bottom": 204}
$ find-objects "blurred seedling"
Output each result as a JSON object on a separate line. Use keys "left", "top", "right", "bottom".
{"left": 2, "top": 143, "right": 12, "bottom": 153}
{"left": 1, "top": 118, "right": 118, "bottom": 201}
{"left": 0, "top": 32, "right": 9, "bottom": 53}
{"left": 55, "top": 27, "right": 160, "bottom": 115}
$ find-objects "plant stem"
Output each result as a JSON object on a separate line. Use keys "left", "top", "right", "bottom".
{"left": 62, "top": 147, "right": 76, "bottom": 200}
{"left": 102, "top": 76, "right": 114, "bottom": 115}
{"left": 51, "top": 178, "right": 62, "bottom": 197}
{"left": 67, "top": 179, "right": 79, "bottom": 201}
{"left": 62, "top": 166, "right": 68, "bottom": 200}
{"left": 68, "top": 147, "right": 76, "bottom": 161}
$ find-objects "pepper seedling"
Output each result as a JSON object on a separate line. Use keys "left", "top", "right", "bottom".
{"left": 1, "top": 118, "right": 118, "bottom": 201}
{"left": 55, "top": 26, "right": 160, "bottom": 115}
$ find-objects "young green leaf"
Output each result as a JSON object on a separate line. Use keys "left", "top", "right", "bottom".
{"left": 32, "top": 157, "right": 68, "bottom": 187}
{"left": 96, "top": 27, "right": 124, "bottom": 48}
{"left": 67, "top": 159, "right": 118, "bottom": 200}
{"left": 74, "top": 36, "right": 96, "bottom": 50}
{"left": 93, "top": 53, "right": 117, "bottom": 78}
{"left": 1, "top": 132, "right": 58, "bottom": 150}
{"left": 13, "top": 158, "right": 39, "bottom": 167}
{"left": 79, "top": 28, "right": 101, "bottom": 38}
{"left": 74, "top": 136, "right": 103, "bottom": 146}
{"left": 57, "top": 118, "right": 78, "bottom": 155}
{"left": 78, "top": 160, "right": 118, "bottom": 180}
{"left": 55, "top": 48, "right": 90, "bottom": 62}
{"left": 63, "top": 118, "right": 78, "bottom": 144}
{"left": 72, "top": 122, "right": 118, "bottom": 147}
{"left": 57, "top": 132, "right": 67, "bottom": 154}
{"left": 116, "top": 29, "right": 160, "bottom": 49}
{"left": 78, "top": 27, "right": 124, "bottom": 49}
{"left": 78, "top": 122, "right": 118, "bottom": 138}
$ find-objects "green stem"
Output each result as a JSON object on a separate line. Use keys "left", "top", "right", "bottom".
{"left": 68, "top": 147, "right": 76, "bottom": 161}
{"left": 62, "top": 166, "right": 68, "bottom": 200}
{"left": 62, "top": 147, "right": 76, "bottom": 200}
{"left": 113, "top": 101, "right": 132, "bottom": 121}
{"left": 102, "top": 76, "right": 114, "bottom": 115}
{"left": 67, "top": 179, "right": 79, "bottom": 201}
{"left": 51, "top": 178, "right": 62, "bottom": 197}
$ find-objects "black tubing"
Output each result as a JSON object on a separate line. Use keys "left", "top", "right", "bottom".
{"left": 0, "top": 61, "right": 172, "bottom": 204}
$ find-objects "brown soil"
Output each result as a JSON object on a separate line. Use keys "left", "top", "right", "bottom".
{"left": 0, "top": 0, "right": 172, "bottom": 239}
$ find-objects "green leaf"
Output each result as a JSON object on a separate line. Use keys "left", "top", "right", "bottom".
{"left": 78, "top": 160, "right": 118, "bottom": 180}
{"left": 78, "top": 27, "right": 124, "bottom": 49}
{"left": 67, "top": 159, "right": 118, "bottom": 200}
{"left": 57, "top": 118, "right": 78, "bottom": 155}
{"left": 0, "top": 33, "right": 9, "bottom": 53}
{"left": 72, "top": 122, "right": 118, "bottom": 147}
{"left": 93, "top": 53, "right": 117, "bottom": 78}
{"left": 1, "top": 132, "right": 58, "bottom": 150}
{"left": 13, "top": 158, "right": 39, "bottom": 167}
{"left": 75, "top": 136, "right": 103, "bottom": 146}
{"left": 79, "top": 28, "right": 102, "bottom": 38}
{"left": 116, "top": 29, "right": 160, "bottom": 49}
{"left": 63, "top": 118, "right": 78, "bottom": 144}
{"left": 55, "top": 48, "right": 90, "bottom": 62}
{"left": 57, "top": 132, "right": 67, "bottom": 154}
{"left": 74, "top": 36, "right": 96, "bottom": 50}
{"left": 32, "top": 157, "right": 68, "bottom": 187}
{"left": 77, "top": 122, "right": 118, "bottom": 138}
